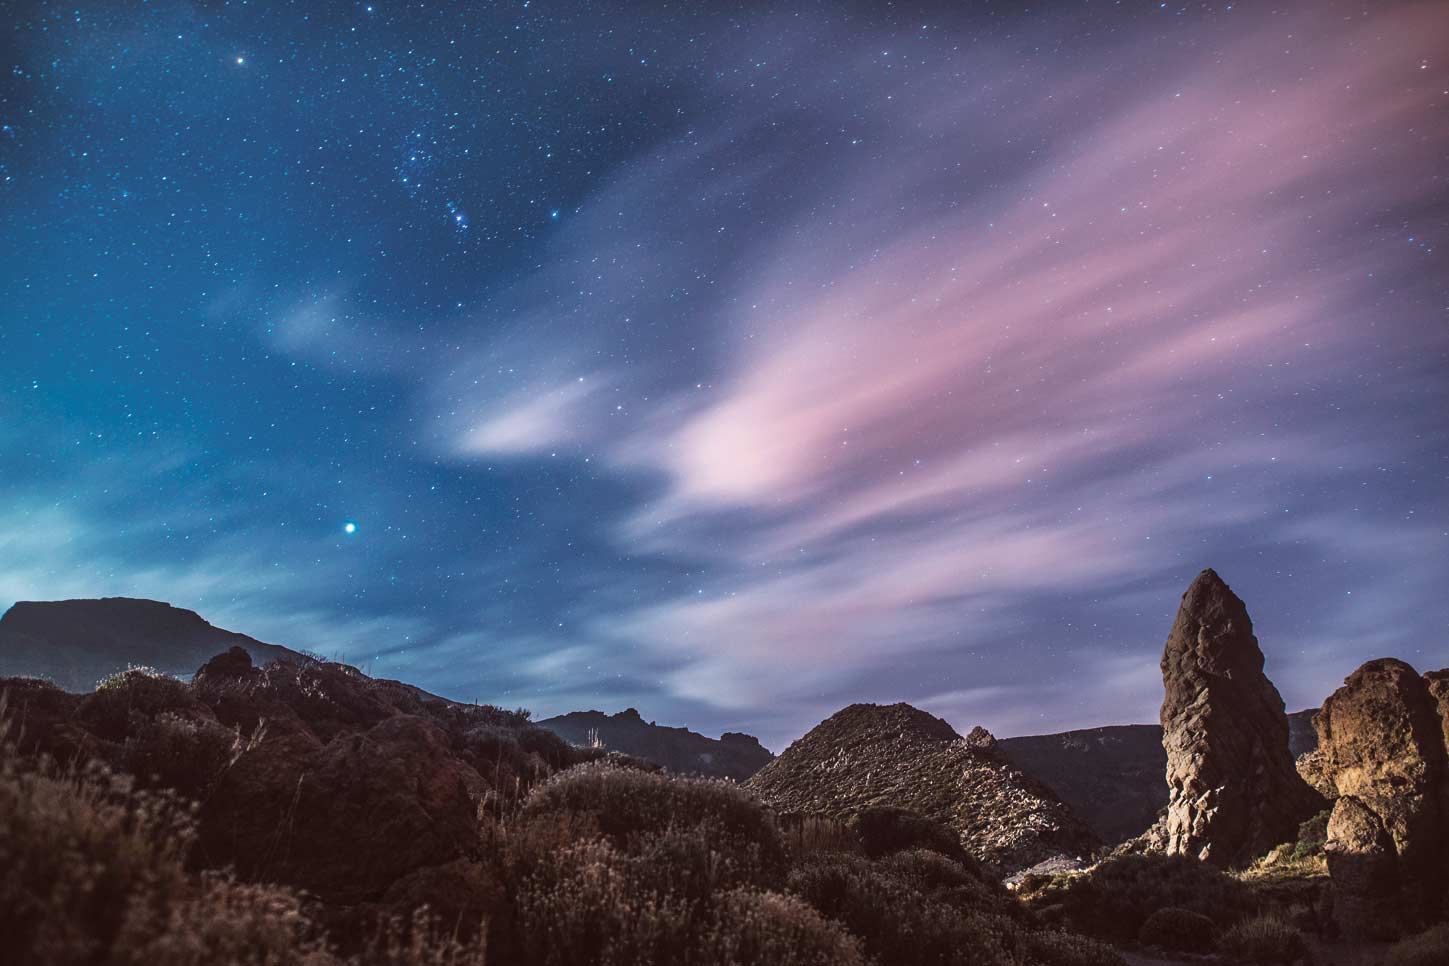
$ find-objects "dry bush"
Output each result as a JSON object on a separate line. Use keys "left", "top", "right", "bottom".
{"left": 1386, "top": 924, "right": 1449, "bottom": 966}
{"left": 848, "top": 805, "right": 970, "bottom": 863}
{"left": 1217, "top": 913, "right": 1309, "bottom": 964}
{"left": 1018, "top": 853, "right": 1253, "bottom": 944}
{"left": 879, "top": 847, "right": 1020, "bottom": 920}
{"left": 786, "top": 850, "right": 1021, "bottom": 966}
{"left": 0, "top": 750, "right": 194, "bottom": 965}
{"left": 698, "top": 888, "right": 864, "bottom": 966}
{"left": 1020, "top": 931, "right": 1125, "bottom": 966}
{"left": 780, "top": 812, "right": 859, "bottom": 857}
{"left": 82, "top": 668, "right": 198, "bottom": 740}
{"left": 1136, "top": 906, "right": 1217, "bottom": 952}
{"left": 116, "top": 871, "right": 338, "bottom": 966}
{"left": 124, "top": 712, "right": 263, "bottom": 799}
{"left": 521, "top": 763, "right": 786, "bottom": 878}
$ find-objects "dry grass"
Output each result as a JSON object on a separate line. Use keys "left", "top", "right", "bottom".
{"left": 1217, "top": 913, "right": 1311, "bottom": 964}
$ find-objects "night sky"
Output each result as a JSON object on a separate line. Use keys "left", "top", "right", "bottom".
{"left": 3, "top": 0, "right": 1446, "bottom": 749}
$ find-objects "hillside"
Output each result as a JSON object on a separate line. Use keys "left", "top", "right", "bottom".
{"left": 0, "top": 597, "right": 309, "bottom": 691}
{"left": 998, "top": 709, "right": 1320, "bottom": 845}
{"left": 746, "top": 702, "right": 1101, "bottom": 873}
{"left": 0, "top": 648, "right": 1133, "bottom": 966}
{"left": 538, "top": 707, "right": 773, "bottom": 781}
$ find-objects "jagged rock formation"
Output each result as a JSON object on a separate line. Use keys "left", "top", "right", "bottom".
{"left": 537, "top": 707, "right": 773, "bottom": 781}
{"left": 0, "top": 598, "right": 308, "bottom": 691}
{"left": 1315, "top": 658, "right": 1449, "bottom": 938}
{"left": 745, "top": 702, "right": 1100, "bottom": 873}
{"left": 1158, "top": 569, "right": 1325, "bottom": 867}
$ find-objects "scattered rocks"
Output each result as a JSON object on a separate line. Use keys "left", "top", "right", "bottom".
{"left": 1158, "top": 569, "right": 1325, "bottom": 867}
{"left": 746, "top": 702, "right": 1100, "bottom": 873}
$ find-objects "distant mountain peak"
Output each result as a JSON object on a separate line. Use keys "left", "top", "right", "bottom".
{"left": 0, "top": 597, "right": 307, "bottom": 692}
{"left": 537, "top": 707, "right": 773, "bottom": 782}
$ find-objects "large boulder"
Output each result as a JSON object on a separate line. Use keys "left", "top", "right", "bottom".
{"left": 1316, "top": 658, "right": 1449, "bottom": 937}
{"left": 1325, "top": 795, "right": 1404, "bottom": 939}
{"left": 1158, "top": 569, "right": 1325, "bottom": 867}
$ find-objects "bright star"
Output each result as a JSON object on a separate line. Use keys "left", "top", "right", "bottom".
{"left": 235, "top": 56, "right": 245, "bottom": 65}
{"left": 344, "top": 522, "right": 357, "bottom": 534}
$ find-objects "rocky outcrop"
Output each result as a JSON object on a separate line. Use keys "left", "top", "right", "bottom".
{"left": 745, "top": 702, "right": 1100, "bottom": 873}
{"left": 538, "top": 707, "right": 774, "bottom": 781}
{"left": 0, "top": 597, "right": 309, "bottom": 692}
{"left": 1315, "top": 658, "right": 1449, "bottom": 938}
{"left": 1158, "top": 569, "right": 1325, "bottom": 867}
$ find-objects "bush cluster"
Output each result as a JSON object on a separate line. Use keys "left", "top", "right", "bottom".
{"left": 1216, "top": 914, "right": 1310, "bottom": 964}
{"left": 1386, "top": 924, "right": 1449, "bottom": 966}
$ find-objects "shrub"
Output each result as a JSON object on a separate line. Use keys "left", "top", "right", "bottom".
{"left": 1217, "top": 914, "right": 1310, "bottom": 964}
{"left": 880, "top": 847, "right": 1017, "bottom": 918}
{"left": 81, "top": 668, "right": 198, "bottom": 740}
{"left": 1136, "top": 906, "right": 1217, "bottom": 952}
{"left": 781, "top": 812, "right": 860, "bottom": 857}
{"left": 522, "top": 762, "right": 786, "bottom": 878}
{"left": 1018, "top": 853, "right": 1251, "bottom": 943}
{"left": 1022, "top": 930, "right": 1126, "bottom": 966}
{"left": 0, "top": 753, "right": 195, "bottom": 965}
{"left": 515, "top": 838, "right": 698, "bottom": 965}
{"left": 699, "top": 889, "right": 864, "bottom": 966}
{"left": 124, "top": 712, "right": 261, "bottom": 798}
{"left": 1386, "top": 924, "right": 1449, "bottom": 966}
{"left": 848, "top": 805, "right": 970, "bottom": 863}
{"left": 787, "top": 851, "right": 1019, "bottom": 966}
{"left": 115, "top": 872, "right": 338, "bottom": 966}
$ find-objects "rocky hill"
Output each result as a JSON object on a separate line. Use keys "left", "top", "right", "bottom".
{"left": 0, "top": 597, "right": 308, "bottom": 691}
{"left": 998, "top": 708, "right": 1320, "bottom": 845}
{"left": 746, "top": 702, "right": 1101, "bottom": 873}
{"left": 538, "top": 707, "right": 773, "bottom": 781}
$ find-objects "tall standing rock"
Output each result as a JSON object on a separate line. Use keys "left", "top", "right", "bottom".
{"left": 1159, "top": 569, "right": 1325, "bottom": 867}
{"left": 1315, "top": 659, "right": 1449, "bottom": 938}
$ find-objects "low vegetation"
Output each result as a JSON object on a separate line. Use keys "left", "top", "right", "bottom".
{"left": 1018, "top": 853, "right": 1253, "bottom": 945}
{"left": 1, "top": 668, "right": 1135, "bottom": 966}
{"left": 1386, "top": 924, "right": 1449, "bottom": 966}
{"left": 1216, "top": 914, "right": 1310, "bottom": 964}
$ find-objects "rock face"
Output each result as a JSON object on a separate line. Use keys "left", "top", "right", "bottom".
{"left": 1315, "top": 658, "right": 1449, "bottom": 938}
{"left": 745, "top": 702, "right": 1100, "bottom": 873}
{"left": 0, "top": 597, "right": 308, "bottom": 692}
{"left": 537, "top": 707, "right": 774, "bottom": 781}
{"left": 1158, "top": 569, "right": 1325, "bottom": 867}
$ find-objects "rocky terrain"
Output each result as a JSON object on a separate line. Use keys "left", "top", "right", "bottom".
{"left": 746, "top": 702, "right": 1101, "bottom": 874}
{"left": 538, "top": 707, "right": 774, "bottom": 781}
{"left": 0, "top": 597, "right": 308, "bottom": 692}
{"left": 1156, "top": 569, "right": 1325, "bottom": 867}
{"left": 1314, "top": 657, "right": 1449, "bottom": 939}
{"left": 999, "top": 710, "right": 1319, "bottom": 846}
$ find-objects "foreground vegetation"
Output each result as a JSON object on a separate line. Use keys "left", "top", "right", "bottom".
{"left": 1, "top": 669, "right": 1126, "bottom": 966}
{"left": 7, "top": 658, "right": 1445, "bottom": 966}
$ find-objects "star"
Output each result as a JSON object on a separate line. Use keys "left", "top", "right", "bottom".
{"left": 344, "top": 522, "right": 357, "bottom": 534}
